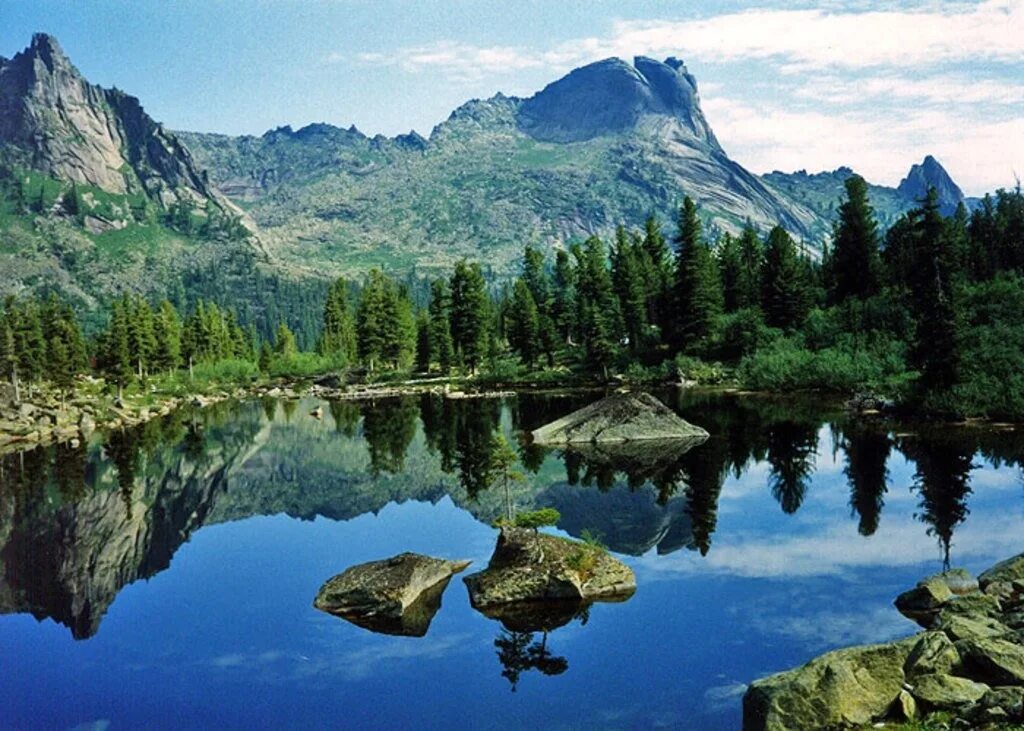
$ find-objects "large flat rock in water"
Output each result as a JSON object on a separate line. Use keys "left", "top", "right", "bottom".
{"left": 531, "top": 391, "right": 708, "bottom": 445}
{"left": 314, "top": 552, "right": 470, "bottom": 636}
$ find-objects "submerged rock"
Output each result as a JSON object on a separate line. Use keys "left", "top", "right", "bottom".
{"left": 530, "top": 391, "right": 708, "bottom": 445}
{"left": 463, "top": 527, "right": 635, "bottom": 609}
{"left": 314, "top": 553, "right": 470, "bottom": 637}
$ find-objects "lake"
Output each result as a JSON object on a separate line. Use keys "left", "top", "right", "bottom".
{"left": 0, "top": 390, "right": 1022, "bottom": 730}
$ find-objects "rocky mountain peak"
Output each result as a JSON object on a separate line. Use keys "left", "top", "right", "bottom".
{"left": 897, "top": 155, "right": 965, "bottom": 215}
{"left": 27, "top": 32, "right": 69, "bottom": 68}
{"left": 516, "top": 56, "right": 719, "bottom": 147}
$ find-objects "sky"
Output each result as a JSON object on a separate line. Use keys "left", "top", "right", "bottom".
{"left": 2, "top": 0, "right": 1022, "bottom": 195}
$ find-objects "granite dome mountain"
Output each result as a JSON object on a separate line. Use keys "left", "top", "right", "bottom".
{"left": 0, "top": 33, "right": 970, "bottom": 308}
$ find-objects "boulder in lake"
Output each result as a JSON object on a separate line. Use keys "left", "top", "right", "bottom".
{"left": 742, "top": 637, "right": 918, "bottom": 731}
{"left": 314, "top": 552, "right": 470, "bottom": 637}
{"left": 530, "top": 391, "right": 708, "bottom": 445}
{"left": 463, "top": 527, "right": 635, "bottom": 609}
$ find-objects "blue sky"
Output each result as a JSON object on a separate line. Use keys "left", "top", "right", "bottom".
{"left": 2, "top": 0, "right": 1022, "bottom": 195}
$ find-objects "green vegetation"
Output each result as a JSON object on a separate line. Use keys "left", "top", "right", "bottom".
{"left": 512, "top": 507, "right": 561, "bottom": 531}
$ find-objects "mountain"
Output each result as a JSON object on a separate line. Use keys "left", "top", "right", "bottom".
{"left": 0, "top": 34, "right": 305, "bottom": 333}
{"left": 180, "top": 56, "right": 821, "bottom": 277}
{"left": 763, "top": 155, "right": 969, "bottom": 231}
{"left": 897, "top": 155, "right": 966, "bottom": 215}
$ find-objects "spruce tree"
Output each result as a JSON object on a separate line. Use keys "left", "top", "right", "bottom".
{"left": 357, "top": 269, "right": 390, "bottom": 371}
{"left": 428, "top": 278, "right": 455, "bottom": 374}
{"left": 551, "top": 249, "right": 577, "bottom": 344}
{"left": 736, "top": 223, "right": 764, "bottom": 310}
{"left": 318, "top": 277, "right": 357, "bottom": 363}
{"left": 717, "top": 232, "right": 743, "bottom": 313}
{"left": 672, "top": 197, "right": 723, "bottom": 348}
{"left": 449, "top": 260, "right": 490, "bottom": 374}
{"left": 0, "top": 309, "right": 18, "bottom": 403}
{"left": 909, "top": 188, "right": 960, "bottom": 395}
{"left": 829, "top": 174, "right": 882, "bottom": 303}
{"left": 273, "top": 321, "right": 297, "bottom": 358}
{"left": 761, "top": 225, "right": 811, "bottom": 331}
{"left": 640, "top": 215, "right": 673, "bottom": 330}
{"left": 154, "top": 300, "right": 182, "bottom": 376}
{"left": 575, "top": 236, "right": 621, "bottom": 377}
{"left": 611, "top": 226, "right": 647, "bottom": 351}
{"left": 13, "top": 299, "right": 45, "bottom": 393}
{"left": 47, "top": 332, "right": 74, "bottom": 408}
{"left": 127, "top": 295, "right": 158, "bottom": 378}
{"left": 99, "top": 298, "right": 133, "bottom": 400}
{"left": 522, "top": 245, "right": 558, "bottom": 365}
{"left": 415, "top": 309, "right": 432, "bottom": 373}
{"left": 382, "top": 284, "right": 416, "bottom": 369}
{"left": 507, "top": 278, "right": 541, "bottom": 368}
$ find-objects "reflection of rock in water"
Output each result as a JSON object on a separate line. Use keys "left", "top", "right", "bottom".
{"left": 537, "top": 482, "right": 694, "bottom": 556}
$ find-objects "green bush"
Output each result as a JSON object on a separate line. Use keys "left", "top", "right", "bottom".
{"left": 513, "top": 508, "right": 561, "bottom": 530}
{"left": 714, "top": 308, "right": 781, "bottom": 360}
{"left": 265, "top": 352, "right": 341, "bottom": 379}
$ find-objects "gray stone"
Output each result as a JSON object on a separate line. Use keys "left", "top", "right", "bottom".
{"left": 892, "top": 688, "right": 917, "bottom": 721}
{"left": 463, "top": 527, "right": 635, "bottom": 609}
{"left": 976, "top": 686, "right": 1024, "bottom": 722}
{"left": 742, "top": 637, "right": 918, "bottom": 731}
{"left": 896, "top": 571, "right": 966, "bottom": 627}
{"left": 313, "top": 553, "right": 470, "bottom": 636}
{"left": 905, "top": 631, "right": 961, "bottom": 678}
{"left": 980, "top": 553, "right": 1024, "bottom": 593}
{"left": 941, "top": 613, "right": 1013, "bottom": 642}
{"left": 957, "top": 637, "right": 1024, "bottom": 685}
{"left": 910, "top": 673, "right": 989, "bottom": 708}
{"left": 530, "top": 391, "right": 708, "bottom": 445}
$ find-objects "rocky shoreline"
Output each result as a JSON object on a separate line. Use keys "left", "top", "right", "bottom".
{"left": 744, "top": 554, "right": 1024, "bottom": 730}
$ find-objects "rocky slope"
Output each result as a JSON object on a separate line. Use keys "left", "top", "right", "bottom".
{"left": 897, "top": 154, "right": 968, "bottom": 216}
{"left": 180, "top": 56, "right": 824, "bottom": 277}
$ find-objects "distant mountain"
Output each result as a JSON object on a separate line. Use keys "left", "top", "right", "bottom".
{"left": 897, "top": 155, "right": 966, "bottom": 215}
{"left": 181, "top": 55, "right": 822, "bottom": 277}
{"left": 763, "top": 155, "right": 969, "bottom": 233}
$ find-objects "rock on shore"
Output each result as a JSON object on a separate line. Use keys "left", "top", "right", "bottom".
{"left": 530, "top": 391, "right": 708, "bottom": 445}
{"left": 743, "top": 553, "right": 1024, "bottom": 730}
{"left": 314, "top": 553, "right": 470, "bottom": 637}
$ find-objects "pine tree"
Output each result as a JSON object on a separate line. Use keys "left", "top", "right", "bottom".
{"left": 507, "top": 278, "right": 541, "bottom": 368}
{"left": 127, "top": 295, "right": 158, "bottom": 378}
{"left": 611, "top": 226, "right": 647, "bottom": 351}
{"left": 382, "top": 284, "right": 416, "bottom": 369}
{"left": 428, "top": 279, "right": 455, "bottom": 374}
{"left": 717, "top": 232, "right": 743, "bottom": 313}
{"left": 575, "top": 236, "right": 621, "bottom": 377}
{"left": 640, "top": 215, "right": 673, "bottom": 330}
{"left": 449, "top": 260, "right": 490, "bottom": 374}
{"left": 761, "top": 225, "right": 811, "bottom": 330}
{"left": 99, "top": 297, "right": 133, "bottom": 400}
{"left": 909, "top": 188, "right": 960, "bottom": 395}
{"left": 828, "top": 174, "right": 882, "bottom": 303}
{"left": 551, "top": 249, "right": 577, "bottom": 344}
{"left": 522, "top": 245, "right": 558, "bottom": 365}
{"left": 672, "top": 197, "right": 723, "bottom": 348}
{"left": 736, "top": 223, "right": 764, "bottom": 310}
{"left": 47, "top": 332, "right": 74, "bottom": 408}
{"left": 13, "top": 298, "right": 46, "bottom": 393}
{"left": 415, "top": 308, "right": 432, "bottom": 373}
{"left": 153, "top": 300, "right": 182, "bottom": 376}
{"left": 357, "top": 269, "right": 390, "bottom": 371}
{"left": 273, "top": 321, "right": 297, "bottom": 358}
{"left": 318, "top": 277, "right": 357, "bottom": 364}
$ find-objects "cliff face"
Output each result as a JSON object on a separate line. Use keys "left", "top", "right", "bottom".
{"left": 0, "top": 33, "right": 224, "bottom": 209}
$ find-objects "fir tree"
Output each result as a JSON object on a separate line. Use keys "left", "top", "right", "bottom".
{"left": 909, "top": 188, "right": 961, "bottom": 395}
{"left": 273, "top": 321, "right": 298, "bottom": 357}
{"left": 153, "top": 300, "right": 182, "bottom": 376}
{"left": 829, "top": 174, "right": 882, "bottom": 303}
{"left": 574, "top": 236, "right": 621, "bottom": 377}
{"left": 449, "top": 260, "right": 490, "bottom": 374}
{"left": 127, "top": 295, "right": 158, "bottom": 378}
{"left": 640, "top": 215, "right": 673, "bottom": 330}
{"left": 356, "top": 269, "right": 391, "bottom": 371}
{"left": 761, "top": 225, "right": 811, "bottom": 331}
{"left": 736, "top": 223, "right": 764, "bottom": 310}
{"left": 717, "top": 232, "right": 743, "bottom": 313}
{"left": 382, "top": 283, "right": 416, "bottom": 369}
{"left": 428, "top": 279, "right": 455, "bottom": 374}
{"left": 507, "top": 278, "right": 541, "bottom": 368}
{"left": 99, "top": 297, "right": 133, "bottom": 400}
{"left": 318, "top": 277, "right": 357, "bottom": 363}
{"left": 522, "top": 245, "right": 558, "bottom": 365}
{"left": 415, "top": 308, "right": 432, "bottom": 373}
{"left": 0, "top": 308, "right": 18, "bottom": 403}
{"left": 611, "top": 226, "right": 647, "bottom": 351}
{"left": 672, "top": 197, "right": 723, "bottom": 348}
{"left": 551, "top": 249, "right": 577, "bottom": 344}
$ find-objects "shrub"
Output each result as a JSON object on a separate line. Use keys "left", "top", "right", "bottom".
{"left": 513, "top": 508, "right": 561, "bottom": 530}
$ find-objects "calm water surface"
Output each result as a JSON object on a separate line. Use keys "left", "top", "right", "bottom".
{"left": 0, "top": 391, "right": 1022, "bottom": 730}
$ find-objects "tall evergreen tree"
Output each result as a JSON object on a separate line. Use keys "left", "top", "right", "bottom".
{"left": 717, "top": 232, "right": 743, "bottom": 313}
{"left": 356, "top": 269, "right": 391, "bottom": 371}
{"left": 521, "top": 245, "right": 558, "bottom": 365}
{"left": 736, "top": 223, "right": 764, "bottom": 310}
{"left": 415, "top": 308, "right": 432, "bottom": 373}
{"left": 672, "top": 197, "right": 723, "bottom": 348}
{"left": 382, "top": 283, "right": 416, "bottom": 369}
{"left": 611, "top": 226, "right": 647, "bottom": 351}
{"left": 318, "top": 277, "right": 357, "bottom": 363}
{"left": 273, "top": 321, "right": 297, "bottom": 357}
{"left": 98, "top": 297, "right": 133, "bottom": 400}
{"left": 0, "top": 305, "right": 18, "bottom": 403}
{"left": 551, "top": 249, "right": 577, "bottom": 343}
{"left": 909, "top": 188, "right": 961, "bottom": 395}
{"left": 153, "top": 300, "right": 182, "bottom": 375}
{"left": 640, "top": 215, "right": 673, "bottom": 330}
{"left": 828, "top": 174, "right": 882, "bottom": 303}
{"left": 761, "top": 225, "right": 811, "bottom": 331}
{"left": 507, "top": 278, "right": 541, "bottom": 368}
{"left": 428, "top": 279, "right": 455, "bottom": 374}
{"left": 574, "top": 236, "right": 621, "bottom": 376}
{"left": 449, "top": 260, "right": 490, "bottom": 374}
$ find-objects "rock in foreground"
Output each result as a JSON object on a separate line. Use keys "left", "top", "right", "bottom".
{"left": 314, "top": 553, "right": 470, "bottom": 637}
{"left": 743, "top": 552, "right": 1024, "bottom": 730}
{"left": 463, "top": 527, "right": 635, "bottom": 609}
{"left": 530, "top": 391, "right": 708, "bottom": 445}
